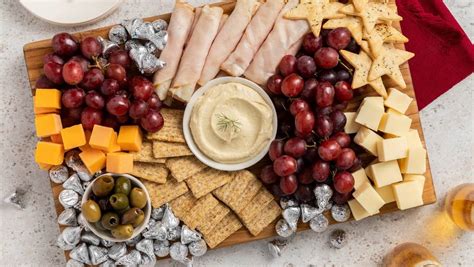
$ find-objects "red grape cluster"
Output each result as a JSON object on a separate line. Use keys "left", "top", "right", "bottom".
{"left": 261, "top": 28, "right": 362, "bottom": 205}
{"left": 36, "top": 32, "right": 164, "bottom": 133}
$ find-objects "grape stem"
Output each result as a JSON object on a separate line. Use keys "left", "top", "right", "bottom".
{"left": 338, "top": 59, "right": 353, "bottom": 75}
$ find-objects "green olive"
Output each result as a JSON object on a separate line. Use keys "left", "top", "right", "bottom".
{"left": 82, "top": 200, "right": 101, "bottom": 223}
{"left": 92, "top": 175, "right": 115, "bottom": 197}
{"left": 114, "top": 176, "right": 131, "bottom": 195}
{"left": 111, "top": 224, "right": 134, "bottom": 239}
{"left": 101, "top": 212, "right": 120, "bottom": 230}
{"left": 121, "top": 207, "right": 144, "bottom": 225}
{"left": 130, "top": 188, "right": 147, "bottom": 209}
{"left": 109, "top": 193, "right": 129, "bottom": 211}
{"left": 132, "top": 211, "right": 145, "bottom": 227}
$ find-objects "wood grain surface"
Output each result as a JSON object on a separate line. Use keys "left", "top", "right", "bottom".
{"left": 23, "top": 0, "right": 436, "bottom": 262}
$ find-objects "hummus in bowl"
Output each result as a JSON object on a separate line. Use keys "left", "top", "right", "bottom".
{"left": 183, "top": 77, "right": 277, "bottom": 171}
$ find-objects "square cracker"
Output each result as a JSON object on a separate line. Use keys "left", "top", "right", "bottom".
{"left": 152, "top": 141, "right": 193, "bottom": 158}
{"left": 130, "top": 162, "right": 168, "bottom": 184}
{"left": 186, "top": 168, "right": 233, "bottom": 198}
{"left": 212, "top": 170, "right": 255, "bottom": 211}
{"left": 131, "top": 142, "right": 166, "bottom": 163}
{"left": 197, "top": 201, "right": 230, "bottom": 236}
{"left": 142, "top": 179, "right": 188, "bottom": 208}
{"left": 203, "top": 212, "right": 242, "bottom": 248}
{"left": 182, "top": 194, "right": 219, "bottom": 230}
{"left": 245, "top": 201, "right": 281, "bottom": 236}
{"left": 170, "top": 191, "right": 198, "bottom": 220}
{"left": 147, "top": 108, "right": 185, "bottom": 143}
{"left": 231, "top": 178, "right": 262, "bottom": 213}
{"left": 237, "top": 188, "right": 274, "bottom": 224}
{"left": 166, "top": 156, "right": 207, "bottom": 182}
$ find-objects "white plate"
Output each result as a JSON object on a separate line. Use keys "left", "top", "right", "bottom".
{"left": 19, "top": 0, "right": 123, "bottom": 26}
{"left": 183, "top": 77, "right": 278, "bottom": 171}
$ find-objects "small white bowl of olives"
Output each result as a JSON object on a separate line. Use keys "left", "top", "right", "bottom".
{"left": 81, "top": 173, "right": 151, "bottom": 242}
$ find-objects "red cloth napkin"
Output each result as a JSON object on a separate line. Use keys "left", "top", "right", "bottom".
{"left": 396, "top": 0, "right": 474, "bottom": 109}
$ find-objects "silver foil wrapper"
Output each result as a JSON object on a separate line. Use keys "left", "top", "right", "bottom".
{"left": 125, "top": 233, "right": 142, "bottom": 247}
{"left": 73, "top": 201, "right": 82, "bottom": 211}
{"left": 3, "top": 188, "right": 27, "bottom": 210}
{"left": 77, "top": 171, "right": 92, "bottom": 182}
{"left": 97, "top": 36, "right": 119, "bottom": 56}
{"left": 136, "top": 238, "right": 154, "bottom": 257}
{"left": 154, "top": 240, "right": 170, "bottom": 258}
{"left": 268, "top": 239, "right": 288, "bottom": 258}
{"left": 57, "top": 234, "right": 76, "bottom": 251}
{"left": 146, "top": 218, "right": 157, "bottom": 230}
{"left": 134, "top": 22, "right": 155, "bottom": 41}
{"left": 181, "top": 225, "right": 202, "bottom": 244}
{"left": 142, "top": 221, "right": 167, "bottom": 240}
{"left": 62, "top": 226, "right": 82, "bottom": 246}
{"left": 81, "top": 181, "right": 91, "bottom": 193}
{"left": 282, "top": 206, "right": 300, "bottom": 231}
{"left": 149, "top": 30, "right": 168, "bottom": 51}
{"left": 66, "top": 259, "right": 84, "bottom": 267}
{"left": 58, "top": 208, "right": 77, "bottom": 226}
{"left": 162, "top": 205, "right": 179, "bottom": 229}
{"left": 188, "top": 239, "right": 207, "bottom": 257}
{"left": 309, "top": 214, "right": 329, "bottom": 233}
{"left": 116, "top": 249, "right": 142, "bottom": 266}
{"left": 329, "top": 229, "right": 347, "bottom": 249}
{"left": 141, "top": 53, "right": 166, "bottom": 74}
{"left": 300, "top": 204, "right": 322, "bottom": 223}
{"left": 125, "top": 39, "right": 142, "bottom": 51}
{"left": 69, "top": 243, "right": 91, "bottom": 264}
{"left": 152, "top": 19, "right": 168, "bottom": 32}
{"left": 59, "top": 189, "right": 79, "bottom": 208}
{"left": 80, "top": 232, "right": 100, "bottom": 246}
{"left": 77, "top": 213, "right": 90, "bottom": 232}
{"left": 109, "top": 24, "right": 128, "bottom": 44}
{"left": 280, "top": 197, "right": 299, "bottom": 210}
{"left": 63, "top": 174, "right": 84, "bottom": 195}
{"left": 314, "top": 184, "right": 333, "bottom": 209}
{"left": 100, "top": 238, "right": 115, "bottom": 248}
{"left": 99, "top": 259, "right": 115, "bottom": 267}
{"left": 88, "top": 245, "right": 108, "bottom": 265}
{"left": 167, "top": 225, "right": 181, "bottom": 241}
{"left": 178, "top": 257, "right": 194, "bottom": 267}
{"left": 151, "top": 206, "right": 164, "bottom": 220}
{"left": 65, "top": 150, "right": 88, "bottom": 173}
{"left": 122, "top": 18, "right": 144, "bottom": 39}
{"left": 108, "top": 243, "right": 127, "bottom": 261}
{"left": 49, "top": 165, "right": 69, "bottom": 184}
{"left": 140, "top": 252, "right": 156, "bottom": 266}
{"left": 331, "top": 204, "right": 351, "bottom": 222}
{"left": 325, "top": 200, "right": 333, "bottom": 211}
{"left": 275, "top": 218, "right": 295, "bottom": 238}
{"left": 144, "top": 41, "right": 158, "bottom": 55}
{"left": 169, "top": 242, "right": 188, "bottom": 261}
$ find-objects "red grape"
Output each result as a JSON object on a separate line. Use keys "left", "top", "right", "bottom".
{"left": 140, "top": 109, "right": 164, "bottom": 132}
{"left": 300, "top": 78, "right": 317, "bottom": 102}
{"left": 330, "top": 110, "right": 346, "bottom": 133}
{"left": 336, "top": 148, "right": 356, "bottom": 170}
{"left": 278, "top": 55, "right": 297, "bottom": 76}
{"left": 347, "top": 156, "right": 362, "bottom": 172}
{"left": 336, "top": 69, "right": 351, "bottom": 82}
{"left": 62, "top": 60, "right": 84, "bottom": 85}
{"left": 333, "top": 191, "right": 351, "bottom": 204}
{"left": 317, "top": 106, "right": 334, "bottom": 116}
{"left": 81, "top": 107, "right": 103, "bottom": 130}
{"left": 267, "top": 74, "right": 283, "bottom": 95}
{"left": 303, "top": 147, "right": 319, "bottom": 163}
{"left": 294, "top": 185, "right": 314, "bottom": 203}
{"left": 289, "top": 99, "right": 310, "bottom": 116}
{"left": 260, "top": 165, "right": 279, "bottom": 184}
{"left": 62, "top": 107, "right": 83, "bottom": 121}
{"left": 315, "top": 81, "right": 335, "bottom": 107}
{"left": 318, "top": 69, "right": 338, "bottom": 84}
{"left": 81, "top": 37, "right": 102, "bottom": 59}
{"left": 106, "top": 95, "right": 130, "bottom": 116}
{"left": 295, "top": 111, "right": 315, "bottom": 137}
{"left": 109, "top": 49, "right": 131, "bottom": 68}
{"left": 269, "top": 140, "right": 284, "bottom": 161}
{"left": 129, "top": 100, "right": 149, "bottom": 119}
{"left": 130, "top": 76, "right": 154, "bottom": 101}
{"left": 331, "top": 132, "right": 351, "bottom": 148}
{"left": 281, "top": 73, "right": 304, "bottom": 97}
{"left": 43, "top": 62, "right": 63, "bottom": 84}
{"left": 35, "top": 75, "right": 55, "bottom": 89}
{"left": 85, "top": 91, "right": 105, "bottom": 109}
{"left": 298, "top": 168, "right": 314, "bottom": 185}
{"left": 62, "top": 88, "right": 85, "bottom": 108}
{"left": 43, "top": 53, "right": 64, "bottom": 65}
{"left": 102, "top": 115, "right": 119, "bottom": 129}
{"left": 333, "top": 101, "right": 348, "bottom": 111}
{"left": 284, "top": 137, "right": 306, "bottom": 158}
{"left": 279, "top": 175, "right": 298, "bottom": 195}
{"left": 314, "top": 47, "right": 339, "bottom": 69}
{"left": 100, "top": 79, "right": 120, "bottom": 96}
{"left": 114, "top": 90, "right": 129, "bottom": 99}
{"left": 106, "top": 64, "right": 127, "bottom": 84}
{"left": 318, "top": 139, "right": 341, "bottom": 161}
{"left": 334, "top": 81, "right": 353, "bottom": 102}
{"left": 314, "top": 115, "right": 333, "bottom": 138}
{"left": 302, "top": 32, "right": 323, "bottom": 54}
{"left": 70, "top": 56, "right": 90, "bottom": 72}
{"left": 81, "top": 68, "right": 104, "bottom": 91}
{"left": 296, "top": 55, "right": 317, "bottom": 78}
{"left": 115, "top": 114, "right": 130, "bottom": 124}
{"left": 273, "top": 155, "right": 297, "bottom": 176}
{"left": 333, "top": 171, "right": 355, "bottom": 194}
{"left": 312, "top": 160, "right": 330, "bottom": 182}
{"left": 52, "top": 33, "right": 78, "bottom": 57}
{"left": 327, "top": 27, "right": 352, "bottom": 50}
{"left": 147, "top": 93, "right": 163, "bottom": 111}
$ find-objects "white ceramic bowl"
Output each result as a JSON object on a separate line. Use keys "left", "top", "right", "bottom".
{"left": 183, "top": 77, "right": 278, "bottom": 171}
{"left": 81, "top": 173, "right": 151, "bottom": 242}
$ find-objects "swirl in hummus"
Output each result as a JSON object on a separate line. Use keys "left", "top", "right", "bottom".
{"left": 190, "top": 82, "right": 274, "bottom": 164}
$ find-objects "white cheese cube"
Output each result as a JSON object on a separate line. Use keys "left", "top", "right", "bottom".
{"left": 354, "top": 127, "right": 383, "bottom": 156}
{"left": 386, "top": 108, "right": 403, "bottom": 115}
{"left": 348, "top": 199, "right": 377, "bottom": 221}
{"left": 352, "top": 168, "right": 369, "bottom": 190}
{"left": 353, "top": 181, "right": 385, "bottom": 215}
{"left": 393, "top": 181, "right": 424, "bottom": 210}
{"left": 375, "top": 186, "right": 396, "bottom": 203}
{"left": 367, "top": 160, "right": 403, "bottom": 188}
{"left": 355, "top": 97, "right": 385, "bottom": 131}
{"left": 384, "top": 88, "right": 413, "bottom": 114}
{"left": 344, "top": 112, "right": 361, "bottom": 134}
{"left": 405, "top": 129, "right": 423, "bottom": 148}
{"left": 404, "top": 174, "right": 426, "bottom": 196}
{"left": 378, "top": 113, "right": 412, "bottom": 136}
{"left": 399, "top": 147, "right": 427, "bottom": 174}
{"left": 377, "top": 136, "right": 408, "bottom": 162}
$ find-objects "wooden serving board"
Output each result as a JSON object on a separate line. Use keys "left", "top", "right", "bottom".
{"left": 23, "top": 0, "right": 436, "bottom": 262}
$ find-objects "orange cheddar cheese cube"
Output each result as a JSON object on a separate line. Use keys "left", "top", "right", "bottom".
{"left": 35, "top": 114, "right": 63, "bottom": 137}
{"left": 50, "top": 134, "right": 63, "bottom": 144}
{"left": 117, "top": 125, "right": 142, "bottom": 152}
{"left": 89, "top": 125, "right": 115, "bottom": 151}
{"left": 37, "top": 162, "right": 53, "bottom": 171}
{"left": 106, "top": 152, "right": 133, "bottom": 174}
{"left": 35, "top": 89, "right": 61, "bottom": 109}
{"left": 33, "top": 96, "right": 58, "bottom": 115}
{"left": 35, "top": 141, "right": 64, "bottom": 165}
{"left": 105, "top": 132, "right": 121, "bottom": 153}
{"left": 61, "top": 124, "right": 86, "bottom": 150}
{"left": 79, "top": 148, "right": 106, "bottom": 174}
{"left": 79, "top": 130, "right": 92, "bottom": 151}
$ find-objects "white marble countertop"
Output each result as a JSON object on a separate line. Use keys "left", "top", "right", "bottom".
{"left": 0, "top": 0, "right": 472, "bottom": 266}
